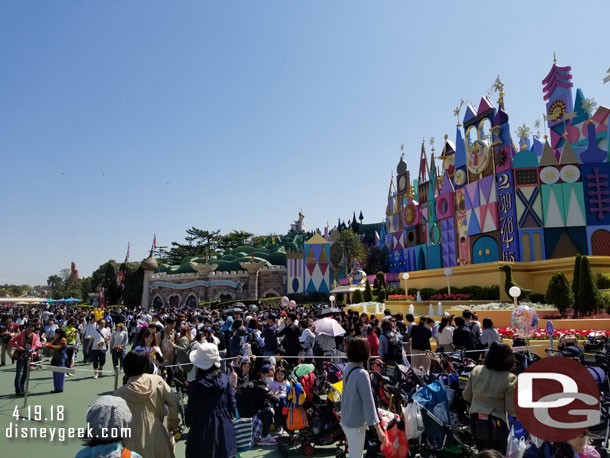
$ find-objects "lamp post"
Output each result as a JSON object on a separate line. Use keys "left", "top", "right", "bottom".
{"left": 402, "top": 273, "right": 410, "bottom": 296}
{"left": 509, "top": 286, "right": 521, "bottom": 307}
{"left": 329, "top": 295, "right": 335, "bottom": 307}
{"left": 444, "top": 268, "right": 453, "bottom": 294}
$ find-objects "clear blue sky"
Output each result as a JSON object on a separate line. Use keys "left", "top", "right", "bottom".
{"left": 2, "top": 1, "right": 609, "bottom": 285}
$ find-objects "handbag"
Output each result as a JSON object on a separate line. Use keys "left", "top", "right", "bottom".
{"left": 286, "top": 405, "right": 308, "bottom": 431}
{"left": 232, "top": 408, "right": 253, "bottom": 452}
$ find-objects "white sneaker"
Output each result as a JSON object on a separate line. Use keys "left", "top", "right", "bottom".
{"left": 93, "top": 370, "right": 98, "bottom": 379}
{"left": 259, "top": 434, "right": 277, "bottom": 445}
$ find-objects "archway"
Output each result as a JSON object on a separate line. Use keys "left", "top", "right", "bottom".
{"left": 185, "top": 294, "right": 198, "bottom": 308}
{"left": 152, "top": 295, "right": 164, "bottom": 309}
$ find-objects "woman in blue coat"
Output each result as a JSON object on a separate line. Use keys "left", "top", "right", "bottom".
{"left": 186, "top": 342, "right": 237, "bottom": 458}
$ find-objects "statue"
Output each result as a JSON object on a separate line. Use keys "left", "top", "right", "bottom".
{"left": 416, "top": 291, "right": 422, "bottom": 302}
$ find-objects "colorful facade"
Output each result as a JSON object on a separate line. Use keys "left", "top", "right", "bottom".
{"left": 386, "top": 60, "right": 610, "bottom": 274}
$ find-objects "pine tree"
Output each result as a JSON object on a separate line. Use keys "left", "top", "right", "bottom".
{"left": 352, "top": 289, "right": 364, "bottom": 304}
{"left": 363, "top": 280, "right": 373, "bottom": 302}
{"left": 577, "top": 256, "right": 601, "bottom": 315}
{"left": 572, "top": 254, "right": 581, "bottom": 307}
{"left": 545, "top": 272, "right": 573, "bottom": 318}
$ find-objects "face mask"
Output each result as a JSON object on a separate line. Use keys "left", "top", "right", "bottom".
{"left": 264, "top": 377, "right": 273, "bottom": 385}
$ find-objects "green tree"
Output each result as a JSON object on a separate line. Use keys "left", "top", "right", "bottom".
{"left": 330, "top": 242, "right": 343, "bottom": 281}
{"left": 218, "top": 230, "right": 254, "bottom": 251}
{"left": 365, "top": 246, "right": 389, "bottom": 275}
{"left": 337, "top": 229, "right": 366, "bottom": 277}
{"left": 352, "top": 289, "right": 364, "bottom": 304}
{"left": 576, "top": 256, "right": 602, "bottom": 315}
{"left": 363, "top": 280, "right": 373, "bottom": 302}
{"left": 122, "top": 264, "right": 144, "bottom": 307}
{"left": 545, "top": 272, "right": 573, "bottom": 317}
{"left": 572, "top": 254, "right": 581, "bottom": 305}
{"left": 373, "top": 272, "right": 386, "bottom": 302}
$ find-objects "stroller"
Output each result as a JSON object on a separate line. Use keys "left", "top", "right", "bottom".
{"left": 407, "top": 380, "right": 477, "bottom": 457}
{"left": 277, "top": 370, "right": 346, "bottom": 456}
{"left": 170, "top": 369, "right": 190, "bottom": 441}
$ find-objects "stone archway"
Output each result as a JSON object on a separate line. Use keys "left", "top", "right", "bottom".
{"left": 263, "top": 289, "right": 280, "bottom": 298}
{"left": 168, "top": 293, "right": 182, "bottom": 308}
{"left": 152, "top": 294, "right": 164, "bottom": 309}
{"left": 185, "top": 294, "right": 198, "bottom": 308}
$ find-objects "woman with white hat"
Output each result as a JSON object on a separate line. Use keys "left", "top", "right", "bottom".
{"left": 185, "top": 342, "right": 237, "bottom": 458}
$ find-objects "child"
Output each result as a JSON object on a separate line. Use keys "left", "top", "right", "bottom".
{"left": 268, "top": 367, "right": 288, "bottom": 398}
{"left": 268, "top": 367, "right": 289, "bottom": 434}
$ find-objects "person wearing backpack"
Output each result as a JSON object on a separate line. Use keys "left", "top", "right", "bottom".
{"left": 341, "top": 337, "right": 387, "bottom": 457}
{"left": 229, "top": 320, "right": 248, "bottom": 357}
{"left": 261, "top": 313, "right": 278, "bottom": 357}
{"left": 379, "top": 319, "right": 404, "bottom": 365}
{"left": 410, "top": 317, "right": 432, "bottom": 371}
{"left": 453, "top": 316, "right": 476, "bottom": 352}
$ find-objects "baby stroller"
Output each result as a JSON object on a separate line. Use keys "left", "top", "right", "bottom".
{"left": 277, "top": 375, "right": 346, "bottom": 457}
{"left": 170, "top": 369, "right": 190, "bottom": 441}
{"left": 407, "top": 380, "right": 477, "bottom": 457}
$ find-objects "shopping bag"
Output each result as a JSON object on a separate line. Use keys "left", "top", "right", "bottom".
{"left": 233, "top": 408, "right": 253, "bottom": 452}
{"left": 402, "top": 402, "right": 424, "bottom": 440}
{"left": 506, "top": 426, "right": 528, "bottom": 458}
{"left": 381, "top": 416, "right": 409, "bottom": 458}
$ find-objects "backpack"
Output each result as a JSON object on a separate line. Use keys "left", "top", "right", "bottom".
{"left": 247, "top": 331, "right": 262, "bottom": 357}
{"left": 300, "top": 372, "right": 315, "bottom": 401}
{"left": 383, "top": 332, "right": 403, "bottom": 364}
{"left": 229, "top": 334, "right": 247, "bottom": 357}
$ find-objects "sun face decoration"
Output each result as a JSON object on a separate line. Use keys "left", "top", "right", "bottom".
{"left": 547, "top": 99, "right": 567, "bottom": 123}
{"left": 442, "top": 152, "right": 455, "bottom": 178}
{"left": 467, "top": 139, "right": 490, "bottom": 174}
{"left": 403, "top": 201, "right": 420, "bottom": 227}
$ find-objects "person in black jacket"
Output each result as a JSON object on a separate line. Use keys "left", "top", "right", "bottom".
{"left": 277, "top": 313, "right": 301, "bottom": 358}
{"left": 452, "top": 316, "right": 476, "bottom": 352}
{"left": 185, "top": 343, "right": 237, "bottom": 458}
{"left": 236, "top": 364, "right": 277, "bottom": 446}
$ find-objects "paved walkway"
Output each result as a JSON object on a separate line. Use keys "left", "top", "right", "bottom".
{"left": 0, "top": 361, "right": 336, "bottom": 457}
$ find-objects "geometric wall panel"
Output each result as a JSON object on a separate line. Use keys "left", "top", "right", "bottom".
{"left": 516, "top": 186, "right": 544, "bottom": 228}
{"left": 581, "top": 163, "right": 610, "bottom": 226}
{"left": 544, "top": 227, "right": 588, "bottom": 259}
{"left": 519, "top": 229, "right": 546, "bottom": 262}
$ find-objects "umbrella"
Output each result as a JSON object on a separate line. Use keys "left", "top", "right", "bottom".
{"left": 222, "top": 306, "right": 245, "bottom": 316}
{"left": 313, "top": 317, "right": 346, "bottom": 337}
{"left": 315, "top": 307, "right": 342, "bottom": 318}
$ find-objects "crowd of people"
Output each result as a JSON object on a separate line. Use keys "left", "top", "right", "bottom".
{"left": 0, "top": 301, "right": 601, "bottom": 458}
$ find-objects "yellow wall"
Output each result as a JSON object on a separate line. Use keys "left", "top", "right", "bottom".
{"left": 398, "top": 256, "right": 610, "bottom": 301}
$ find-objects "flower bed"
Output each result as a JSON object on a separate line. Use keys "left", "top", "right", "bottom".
{"left": 448, "top": 302, "right": 556, "bottom": 311}
{"left": 498, "top": 327, "right": 610, "bottom": 340}
{"left": 430, "top": 293, "right": 472, "bottom": 301}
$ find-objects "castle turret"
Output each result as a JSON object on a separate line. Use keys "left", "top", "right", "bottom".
{"left": 141, "top": 251, "right": 158, "bottom": 307}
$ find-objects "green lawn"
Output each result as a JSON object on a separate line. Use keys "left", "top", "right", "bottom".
{"left": 0, "top": 362, "right": 336, "bottom": 457}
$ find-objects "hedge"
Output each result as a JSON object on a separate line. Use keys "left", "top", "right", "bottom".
{"left": 403, "top": 285, "right": 500, "bottom": 301}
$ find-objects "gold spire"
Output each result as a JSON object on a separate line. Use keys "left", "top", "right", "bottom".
{"left": 553, "top": 52, "right": 557, "bottom": 64}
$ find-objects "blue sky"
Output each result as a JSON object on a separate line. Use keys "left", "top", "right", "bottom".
{"left": 2, "top": 1, "right": 609, "bottom": 285}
